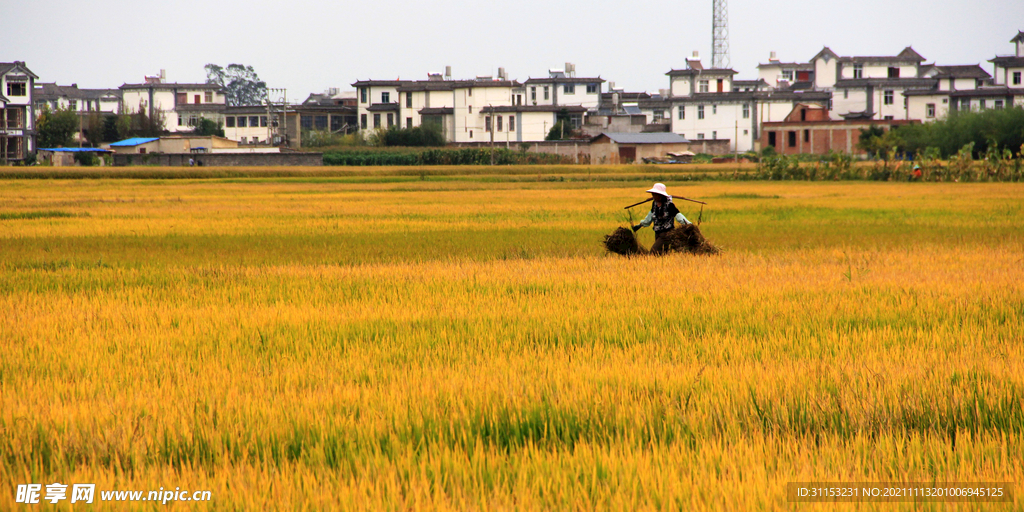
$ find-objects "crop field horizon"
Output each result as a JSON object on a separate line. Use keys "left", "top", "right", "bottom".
{"left": 2, "top": 172, "right": 1022, "bottom": 510}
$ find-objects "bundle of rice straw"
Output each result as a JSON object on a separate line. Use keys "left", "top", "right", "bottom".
{"left": 603, "top": 227, "right": 647, "bottom": 256}
{"left": 658, "top": 224, "right": 720, "bottom": 255}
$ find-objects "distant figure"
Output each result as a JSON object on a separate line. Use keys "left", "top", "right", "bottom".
{"left": 633, "top": 183, "right": 692, "bottom": 255}
{"left": 912, "top": 164, "right": 923, "bottom": 181}
{"left": 189, "top": 158, "right": 195, "bottom": 167}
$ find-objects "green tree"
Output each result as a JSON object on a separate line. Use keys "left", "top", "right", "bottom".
{"left": 545, "top": 109, "right": 579, "bottom": 141}
{"left": 193, "top": 118, "right": 224, "bottom": 137}
{"left": 205, "top": 63, "right": 267, "bottom": 106}
{"left": 36, "top": 106, "right": 80, "bottom": 148}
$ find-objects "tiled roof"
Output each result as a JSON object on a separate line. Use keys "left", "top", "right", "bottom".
{"left": 0, "top": 62, "right": 39, "bottom": 79}
{"left": 834, "top": 78, "right": 937, "bottom": 88}
{"left": 989, "top": 56, "right": 1024, "bottom": 67}
{"left": 932, "top": 65, "right": 991, "bottom": 79}
{"left": 666, "top": 68, "right": 737, "bottom": 77}
{"left": 479, "top": 105, "right": 587, "bottom": 113}
{"left": 756, "top": 62, "right": 814, "bottom": 70}
{"left": 948, "top": 87, "right": 1022, "bottom": 98}
{"left": 524, "top": 77, "right": 605, "bottom": 84}
{"left": 120, "top": 82, "right": 223, "bottom": 91}
{"left": 351, "top": 80, "right": 413, "bottom": 87}
{"left": 366, "top": 103, "right": 400, "bottom": 112}
{"left": 418, "top": 107, "right": 454, "bottom": 115}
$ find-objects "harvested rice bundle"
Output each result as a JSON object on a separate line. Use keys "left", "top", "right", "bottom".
{"left": 659, "top": 224, "right": 720, "bottom": 255}
{"left": 603, "top": 227, "right": 647, "bottom": 256}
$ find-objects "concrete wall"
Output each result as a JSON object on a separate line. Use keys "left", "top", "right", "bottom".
{"left": 907, "top": 94, "right": 949, "bottom": 122}
{"left": 113, "top": 152, "right": 322, "bottom": 167}
{"left": 448, "top": 140, "right": 589, "bottom": 161}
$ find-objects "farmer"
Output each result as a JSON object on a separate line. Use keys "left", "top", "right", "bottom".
{"left": 632, "top": 183, "right": 692, "bottom": 254}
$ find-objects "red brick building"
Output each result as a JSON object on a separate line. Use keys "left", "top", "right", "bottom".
{"left": 759, "top": 104, "right": 916, "bottom": 155}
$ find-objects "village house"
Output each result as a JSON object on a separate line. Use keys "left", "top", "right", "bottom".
{"left": 34, "top": 83, "right": 121, "bottom": 115}
{"left": 759, "top": 103, "right": 915, "bottom": 156}
{"left": 666, "top": 52, "right": 829, "bottom": 154}
{"left": 1, "top": 61, "right": 38, "bottom": 162}
{"left": 119, "top": 70, "right": 226, "bottom": 133}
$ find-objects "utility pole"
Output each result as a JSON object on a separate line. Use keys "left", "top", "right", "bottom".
{"left": 489, "top": 105, "right": 495, "bottom": 165}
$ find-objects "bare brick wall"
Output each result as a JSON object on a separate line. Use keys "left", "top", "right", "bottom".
{"left": 113, "top": 153, "right": 323, "bottom": 167}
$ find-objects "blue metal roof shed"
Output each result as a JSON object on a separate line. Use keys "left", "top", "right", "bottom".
{"left": 109, "top": 137, "right": 160, "bottom": 147}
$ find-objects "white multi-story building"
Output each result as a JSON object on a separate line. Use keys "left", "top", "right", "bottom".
{"left": 34, "top": 83, "right": 121, "bottom": 115}
{"left": 356, "top": 67, "right": 598, "bottom": 143}
{"left": 119, "top": 71, "right": 226, "bottom": 133}
{"left": 1, "top": 61, "right": 37, "bottom": 161}
{"left": 665, "top": 55, "right": 829, "bottom": 153}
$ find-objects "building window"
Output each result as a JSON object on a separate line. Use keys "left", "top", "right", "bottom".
{"left": 564, "top": 84, "right": 575, "bottom": 94}
{"left": 743, "top": 129, "right": 748, "bottom": 135}
{"left": 942, "top": 98, "right": 948, "bottom": 104}
{"left": 360, "top": 114, "right": 367, "bottom": 129}
{"left": 468, "top": 88, "right": 472, "bottom": 97}
{"left": 712, "top": 131, "right": 717, "bottom": 139}
{"left": 407, "top": 117, "right": 412, "bottom": 128}
{"left": 468, "top": 105, "right": 472, "bottom": 114}
{"left": 205, "top": 91, "right": 213, "bottom": 103}
{"left": 697, "top": 133, "right": 705, "bottom": 140}
{"left": 712, "top": 105, "right": 717, "bottom": 114}
{"left": 697, "top": 105, "right": 704, "bottom": 119}
{"left": 788, "top": 131, "right": 796, "bottom": 147}
{"left": 360, "top": 88, "right": 367, "bottom": 103}
{"left": 995, "top": 100, "right": 1004, "bottom": 109}
{"left": 888, "top": 67, "right": 900, "bottom": 78}
{"left": 469, "top": 130, "right": 473, "bottom": 139}
{"left": 853, "top": 64, "right": 863, "bottom": 79}
{"left": 373, "top": 113, "right": 381, "bottom": 128}
{"left": 980, "top": 99, "right": 987, "bottom": 110}
{"left": 381, "top": 92, "right": 390, "bottom": 103}
{"left": 485, "top": 116, "right": 491, "bottom": 132}
{"left": 586, "top": 83, "right": 598, "bottom": 93}
{"left": 768, "top": 132, "right": 777, "bottom": 147}
{"left": 781, "top": 70, "right": 794, "bottom": 81}
{"left": 315, "top": 115, "right": 328, "bottom": 129}
{"left": 69, "top": 100, "right": 77, "bottom": 111}
{"left": 884, "top": 115, "right": 894, "bottom": 120}
{"left": 6, "top": 82, "right": 26, "bottom": 96}
{"left": 177, "top": 115, "right": 183, "bottom": 126}
{"left": 961, "top": 98, "right": 971, "bottom": 111}
{"left": 742, "top": 104, "right": 749, "bottom": 119}
{"left": 387, "top": 113, "right": 393, "bottom": 127}
{"left": 406, "top": 93, "right": 412, "bottom": 108}
{"left": 508, "top": 116, "right": 514, "bottom": 132}
{"left": 248, "top": 116, "right": 259, "bottom": 127}
{"left": 496, "top": 116, "right": 502, "bottom": 131}
{"left": 828, "top": 99, "right": 833, "bottom": 110}
{"left": 1014, "top": 72, "right": 1022, "bottom": 85}
{"left": 331, "top": 115, "right": 343, "bottom": 132}
{"left": 261, "top": 116, "right": 268, "bottom": 127}
{"left": 299, "top": 116, "right": 310, "bottom": 130}
{"left": 531, "top": 86, "right": 536, "bottom": 101}
{"left": 238, "top": 116, "right": 248, "bottom": 128}
{"left": 698, "top": 80, "right": 709, "bottom": 93}
{"left": 544, "top": 86, "right": 549, "bottom": 100}
{"left": 678, "top": 106, "right": 685, "bottom": 120}
{"left": 226, "top": 116, "right": 235, "bottom": 127}
{"left": 884, "top": 90, "right": 894, "bottom": 105}
{"left": 926, "top": 103, "right": 935, "bottom": 118}
{"left": 803, "top": 129, "right": 810, "bottom": 142}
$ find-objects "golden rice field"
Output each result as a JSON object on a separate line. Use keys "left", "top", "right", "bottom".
{"left": 1, "top": 170, "right": 1022, "bottom": 511}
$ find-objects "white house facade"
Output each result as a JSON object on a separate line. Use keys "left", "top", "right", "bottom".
{"left": 119, "top": 73, "right": 226, "bottom": 133}
{"left": 1, "top": 61, "right": 38, "bottom": 160}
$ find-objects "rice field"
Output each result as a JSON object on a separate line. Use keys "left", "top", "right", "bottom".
{"left": 1, "top": 171, "right": 1022, "bottom": 510}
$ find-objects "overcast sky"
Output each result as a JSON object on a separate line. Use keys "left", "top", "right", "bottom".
{"left": 4, "top": 0, "right": 1022, "bottom": 99}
